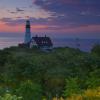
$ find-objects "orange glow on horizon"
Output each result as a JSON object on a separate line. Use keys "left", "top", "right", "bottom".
{"left": 0, "top": 22, "right": 24, "bottom": 33}
{"left": 0, "top": 22, "right": 49, "bottom": 33}
{"left": 31, "top": 25, "right": 48, "bottom": 29}
{"left": 0, "top": 21, "right": 100, "bottom": 34}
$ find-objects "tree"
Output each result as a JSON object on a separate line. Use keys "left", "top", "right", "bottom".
{"left": 91, "top": 44, "right": 100, "bottom": 56}
{"left": 86, "top": 69, "right": 100, "bottom": 88}
{"left": 0, "top": 93, "right": 22, "bottom": 100}
{"left": 63, "top": 78, "right": 81, "bottom": 97}
{"left": 16, "top": 80, "right": 43, "bottom": 100}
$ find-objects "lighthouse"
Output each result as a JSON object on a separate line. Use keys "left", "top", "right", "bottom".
{"left": 24, "top": 20, "right": 31, "bottom": 43}
{"left": 18, "top": 20, "right": 53, "bottom": 50}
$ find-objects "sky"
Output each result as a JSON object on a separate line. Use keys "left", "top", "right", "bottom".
{"left": 0, "top": 0, "right": 100, "bottom": 38}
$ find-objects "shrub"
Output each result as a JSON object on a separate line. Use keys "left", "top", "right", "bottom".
{"left": 16, "top": 80, "right": 43, "bottom": 100}
{"left": 63, "top": 78, "right": 81, "bottom": 97}
{"left": 0, "top": 93, "right": 22, "bottom": 100}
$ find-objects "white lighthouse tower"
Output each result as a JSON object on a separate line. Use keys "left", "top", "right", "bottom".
{"left": 24, "top": 20, "right": 31, "bottom": 43}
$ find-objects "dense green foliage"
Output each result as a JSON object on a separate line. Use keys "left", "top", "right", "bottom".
{"left": 0, "top": 93, "right": 22, "bottom": 100}
{"left": 0, "top": 45, "right": 100, "bottom": 99}
{"left": 16, "top": 80, "right": 42, "bottom": 100}
{"left": 63, "top": 78, "right": 81, "bottom": 97}
{"left": 91, "top": 44, "right": 100, "bottom": 56}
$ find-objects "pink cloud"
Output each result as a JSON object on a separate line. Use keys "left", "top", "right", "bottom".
{"left": 0, "top": 21, "right": 100, "bottom": 35}
{"left": 0, "top": 22, "right": 24, "bottom": 33}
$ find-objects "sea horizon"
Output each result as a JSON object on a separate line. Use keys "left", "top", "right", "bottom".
{"left": 0, "top": 36, "right": 100, "bottom": 52}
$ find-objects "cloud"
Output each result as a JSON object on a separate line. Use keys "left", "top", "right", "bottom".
{"left": 16, "top": 7, "right": 24, "bottom": 12}
{"left": 7, "top": 7, "right": 25, "bottom": 15}
{"left": 0, "top": 14, "right": 100, "bottom": 30}
{"left": 0, "top": 18, "right": 12, "bottom": 23}
{"left": 9, "top": 11, "right": 17, "bottom": 14}
{"left": 7, "top": 10, "right": 17, "bottom": 14}
{"left": 0, "top": 17, "right": 100, "bottom": 38}
{"left": 34, "top": 0, "right": 100, "bottom": 18}
{"left": 33, "top": 0, "right": 100, "bottom": 27}
{"left": 0, "top": 17, "right": 51, "bottom": 26}
{"left": 0, "top": 18, "right": 25, "bottom": 26}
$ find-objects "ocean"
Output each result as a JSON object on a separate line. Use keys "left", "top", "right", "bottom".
{"left": 0, "top": 37, "right": 100, "bottom": 52}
